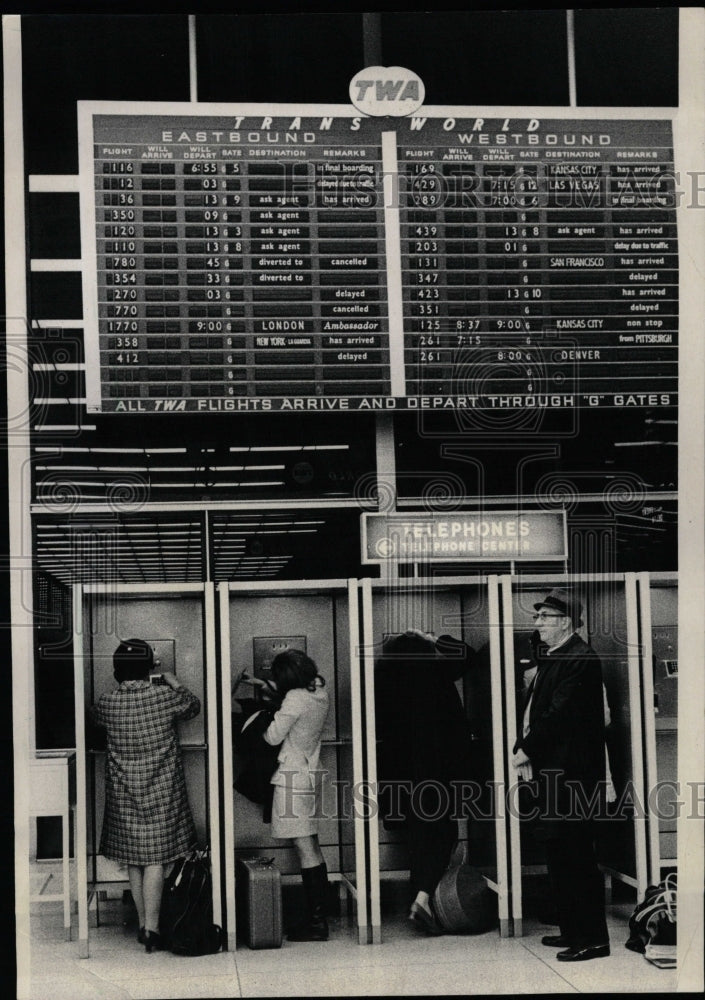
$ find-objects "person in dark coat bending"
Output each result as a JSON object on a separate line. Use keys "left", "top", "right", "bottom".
{"left": 512, "top": 589, "right": 610, "bottom": 962}
{"left": 374, "top": 629, "right": 474, "bottom": 934}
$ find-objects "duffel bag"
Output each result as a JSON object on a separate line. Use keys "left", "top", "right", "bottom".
{"left": 432, "top": 864, "right": 498, "bottom": 934}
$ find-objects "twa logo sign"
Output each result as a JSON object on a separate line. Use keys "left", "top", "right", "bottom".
{"left": 349, "top": 66, "right": 425, "bottom": 117}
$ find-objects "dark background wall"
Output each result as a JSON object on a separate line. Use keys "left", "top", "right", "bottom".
{"left": 21, "top": 10, "right": 678, "bottom": 178}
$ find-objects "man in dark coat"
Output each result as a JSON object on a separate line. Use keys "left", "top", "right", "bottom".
{"left": 375, "top": 630, "right": 475, "bottom": 934}
{"left": 512, "top": 589, "right": 610, "bottom": 962}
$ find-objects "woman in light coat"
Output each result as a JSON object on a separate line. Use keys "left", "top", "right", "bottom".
{"left": 262, "top": 649, "right": 330, "bottom": 941}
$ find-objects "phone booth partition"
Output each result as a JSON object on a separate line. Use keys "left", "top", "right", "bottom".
{"left": 72, "top": 582, "right": 220, "bottom": 959}
{"left": 361, "top": 574, "right": 513, "bottom": 941}
{"left": 220, "top": 579, "right": 370, "bottom": 948}
{"left": 639, "top": 572, "right": 678, "bottom": 884}
{"left": 503, "top": 573, "right": 653, "bottom": 937}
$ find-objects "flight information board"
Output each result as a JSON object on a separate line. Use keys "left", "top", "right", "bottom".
{"left": 79, "top": 106, "right": 677, "bottom": 413}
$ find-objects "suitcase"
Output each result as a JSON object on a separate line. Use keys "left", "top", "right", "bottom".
{"left": 236, "top": 856, "right": 283, "bottom": 949}
{"left": 432, "top": 864, "right": 498, "bottom": 934}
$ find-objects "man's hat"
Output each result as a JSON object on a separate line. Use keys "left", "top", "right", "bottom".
{"left": 533, "top": 588, "right": 583, "bottom": 628}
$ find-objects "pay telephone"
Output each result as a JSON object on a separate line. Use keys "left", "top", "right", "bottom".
{"left": 145, "top": 638, "right": 176, "bottom": 684}
{"left": 514, "top": 629, "right": 540, "bottom": 709}
{"left": 651, "top": 626, "right": 677, "bottom": 718}
{"left": 250, "top": 636, "right": 307, "bottom": 696}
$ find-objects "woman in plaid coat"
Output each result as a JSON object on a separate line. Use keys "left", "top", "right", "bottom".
{"left": 90, "top": 638, "right": 200, "bottom": 951}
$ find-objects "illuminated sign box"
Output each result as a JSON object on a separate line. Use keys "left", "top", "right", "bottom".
{"left": 361, "top": 510, "right": 567, "bottom": 563}
{"left": 78, "top": 100, "right": 677, "bottom": 414}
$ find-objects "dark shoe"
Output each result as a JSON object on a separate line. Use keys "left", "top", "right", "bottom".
{"left": 137, "top": 926, "right": 147, "bottom": 945}
{"left": 144, "top": 930, "right": 162, "bottom": 953}
{"left": 542, "top": 934, "right": 570, "bottom": 947}
{"left": 285, "top": 916, "right": 308, "bottom": 937}
{"left": 287, "top": 924, "right": 329, "bottom": 942}
{"left": 287, "top": 905, "right": 329, "bottom": 942}
{"left": 557, "top": 942, "right": 610, "bottom": 962}
{"left": 409, "top": 900, "right": 444, "bottom": 936}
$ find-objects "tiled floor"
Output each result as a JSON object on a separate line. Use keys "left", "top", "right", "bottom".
{"left": 22, "top": 865, "right": 678, "bottom": 998}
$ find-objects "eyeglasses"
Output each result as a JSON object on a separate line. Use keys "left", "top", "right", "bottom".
{"left": 532, "top": 612, "right": 565, "bottom": 620}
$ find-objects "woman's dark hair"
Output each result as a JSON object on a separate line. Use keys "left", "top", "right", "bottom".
{"left": 113, "top": 638, "right": 154, "bottom": 682}
{"left": 381, "top": 630, "right": 437, "bottom": 660}
{"left": 270, "top": 648, "right": 324, "bottom": 695}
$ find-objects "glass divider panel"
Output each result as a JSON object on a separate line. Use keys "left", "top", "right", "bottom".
{"left": 348, "top": 579, "right": 369, "bottom": 944}
{"left": 360, "top": 577, "right": 381, "bottom": 943}
{"left": 73, "top": 584, "right": 89, "bottom": 957}
{"left": 500, "top": 575, "right": 522, "bottom": 937}
{"left": 488, "top": 575, "right": 511, "bottom": 937}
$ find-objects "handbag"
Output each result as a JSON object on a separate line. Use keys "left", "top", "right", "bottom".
{"left": 625, "top": 873, "right": 677, "bottom": 968}
{"left": 161, "top": 848, "right": 224, "bottom": 956}
{"left": 232, "top": 702, "right": 280, "bottom": 821}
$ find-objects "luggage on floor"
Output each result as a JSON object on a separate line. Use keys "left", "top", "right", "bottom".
{"left": 236, "top": 856, "right": 283, "bottom": 949}
{"left": 432, "top": 864, "right": 498, "bottom": 934}
{"left": 161, "top": 848, "right": 224, "bottom": 956}
{"left": 625, "top": 873, "right": 677, "bottom": 968}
